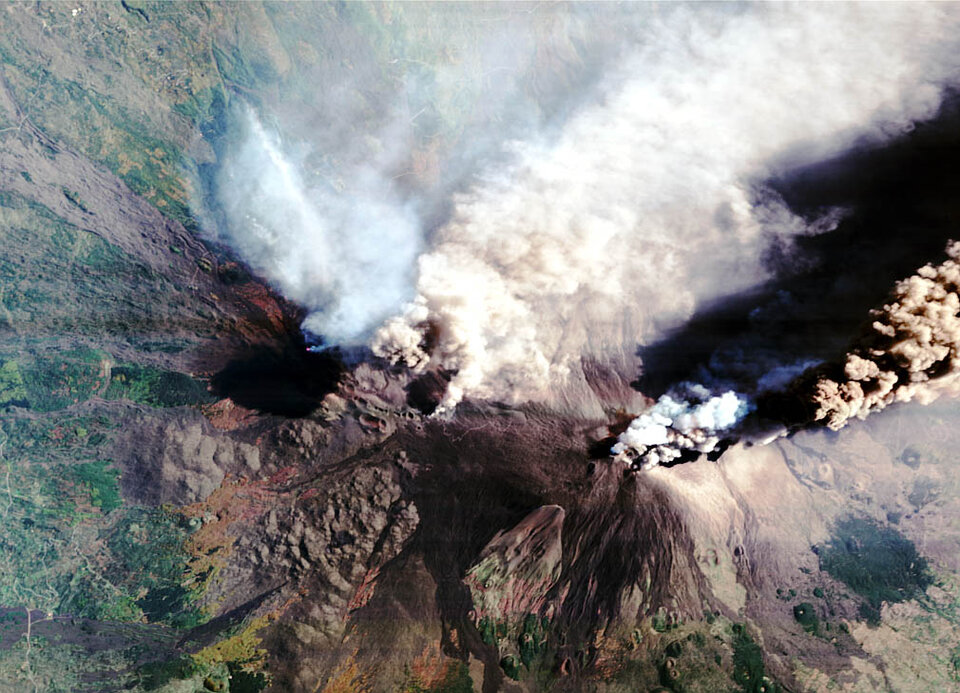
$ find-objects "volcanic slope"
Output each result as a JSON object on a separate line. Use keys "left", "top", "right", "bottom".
{"left": 1, "top": 3, "right": 960, "bottom": 692}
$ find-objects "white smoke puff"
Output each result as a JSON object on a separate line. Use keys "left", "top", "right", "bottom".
{"left": 612, "top": 388, "right": 750, "bottom": 470}
{"left": 811, "top": 241, "right": 960, "bottom": 430}
{"left": 374, "top": 3, "right": 960, "bottom": 413}
{"left": 615, "top": 410, "right": 672, "bottom": 449}
{"left": 214, "top": 107, "right": 422, "bottom": 345}
{"left": 674, "top": 390, "right": 745, "bottom": 432}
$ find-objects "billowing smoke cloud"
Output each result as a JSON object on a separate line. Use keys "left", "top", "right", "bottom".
{"left": 806, "top": 241, "right": 960, "bottom": 430}
{"left": 373, "top": 4, "right": 960, "bottom": 415}
{"left": 624, "top": 239, "right": 960, "bottom": 466}
{"left": 208, "top": 4, "right": 643, "bottom": 349}
{"left": 214, "top": 106, "right": 422, "bottom": 345}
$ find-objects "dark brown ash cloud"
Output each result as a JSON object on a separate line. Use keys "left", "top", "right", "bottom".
{"left": 803, "top": 241, "right": 960, "bottom": 430}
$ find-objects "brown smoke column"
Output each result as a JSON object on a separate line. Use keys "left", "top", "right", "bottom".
{"left": 798, "top": 240, "right": 960, "bottom": 430}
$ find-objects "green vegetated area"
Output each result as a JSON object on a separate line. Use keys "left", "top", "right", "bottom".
{"left": 0, "top": 637, "right": 131, "bottom": 692}
{"left": 0, "top": 608, "right": 182, "bottom": 691}
{"left": 104, "top": 363, "right": 213, "bottom": 408}
{"left": 0, "top": 347, "right": 212, "bottom": 414}
{"left": 477, "top": 613, "right": 551, "bottom": 685}
{"left": 791, "top": 603, "right": 819, "bottom": 635}
{"left": 601, "top": 614, "right": 778, "bottom": 693}
{"left": 818, "top": 516, "right": 933, "bottom": 625}
{"left": 138, "top": 657, "right": 268, "bottom": 693}
{"left": 476, "top": 611, "right": 571, "bottom": 691}
{"left": 650, "top": 616, "right": 777, "bottom": 693}
{"left": 769, "top": 577, "right": 858, "bottom": 653}
{"left": 138, "top": 655, "right": 212, "bottom": 692}
{"left": 138, "top": 612, "right": 273, "bottom": 692}
{"left": 0, "top": 413, "right": 208, "bottom": 628}
{"left": 0, "top": 346, "right": 234, "bottom": 690}
{"left": 730, "top": 625, "right": 775, "bottom": 693}
{"left": 17, "top": 347, "right": 110, "bottom": 411}
{"left": 0, "top": 190, "right": 208, "bottom": 342}
{"left": 474, "top": 608, "right": 779, "bottom": 693}
{"left": 102, "top": 508, "right": 206, "bottom": 628}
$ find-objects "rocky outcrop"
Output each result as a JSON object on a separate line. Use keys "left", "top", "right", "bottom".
{"left": 465, "top": 505, "right": 565, "bottom": 622}
{"left": 119, "top": 411, "right": 261, "bottom": 505}
{"left": 260, "top": 457, "right": 421, "bottom": 691}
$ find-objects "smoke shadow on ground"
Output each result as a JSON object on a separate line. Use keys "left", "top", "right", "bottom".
{"left": 635, "top": 89, "right": 960, "bottom": 400}
{"left": 210, "top": 336, "right": 344, "bottom": 417}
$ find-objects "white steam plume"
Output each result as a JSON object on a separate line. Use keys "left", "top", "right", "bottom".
{"left": 208, "top": 5, "right": 643, "bottom": 350}
{"left": 613, "top": 386, "right": 749, "bottom": 471}
{"left": 373, "top": 4, "right": 960, "bottom": 415}
{"left": 214, "top": 106, "right": 422, "bottom": 345}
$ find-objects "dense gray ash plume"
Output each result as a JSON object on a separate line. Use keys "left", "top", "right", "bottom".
{"left": 207, "top": 3, "right": 653, "bottom": 350}
{"left": 615, "top": 240, "right": 960, "bottom": 468}
{"left": 209, "top": 4, "right": 960, "bottom": 433}
{"left": 621, "top": 238, "right": 960, "bottom": 469}
{"left": 373, "top": 4, "right": 960, "bottom": 416}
